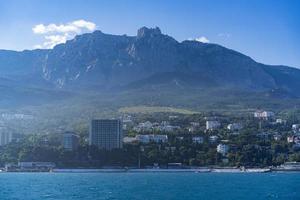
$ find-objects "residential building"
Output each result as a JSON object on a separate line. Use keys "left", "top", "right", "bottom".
{"left": 287, "top": 136, "right": 294, "bottom": 143}
{"left": 134, "top": 121, "right": 179, "bottom": 132}
{"left": 0, "top": 130, "right": 13, "bottom": 146}
{"left": 135, "top": 134, "right": 168, "bottom": 143}
{"left": 206, "top": 121, "right": 220, "bottom": 130}
{"left": 169, "top": 115, "right": 178, "bottom": 120}
{"left": 89, "top": 119, "right": 123, "bottom": 150}
{"left": 254, "top": 111, "right": 274, "bottom": 119}
{"left": 209, "top": 135, "right": 219, "bottom": 143}
{"left": 190, "top": 122, "right": 200, "bottom": 127}
{"left": 133, "top": 121, "right": 153, "bottom": 132}
{"left": 217, "top": 144, "right": 229, "bottom": 155}
{"left": 123, "top": 137, "right": 137, "bottom": 144}
{"left": 188, "top": 127, "right": 196, "bottom": 133}
{"left": 192, "top": 136, "right": 204, "bottom": 144}
{"left": 276, "top": 119, "right": 286, "bottom": 124}
{"left": 273, "top": 134, "right": 282, "bottom": 141}
{"left": 295, "top": 136, "right": 300, "bottom": 144}
{"left": 227, "top": 123, "right": 243, "bottom": 131}
{"left": 62, "top": 132, "right": 79, "bottom": 151}
{"left": 292, "top": 124, "right": 300, "bottom": 132}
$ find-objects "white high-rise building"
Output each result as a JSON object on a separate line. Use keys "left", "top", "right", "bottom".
{"left": 0, "top": 126, "right": 13, "bottom": 146}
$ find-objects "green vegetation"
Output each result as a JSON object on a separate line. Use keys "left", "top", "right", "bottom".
{"left": 1, "top": 111, "right": 300, "bottom": 168}
{"left": 119, "top": 106, "right": 199, "bottom": 115}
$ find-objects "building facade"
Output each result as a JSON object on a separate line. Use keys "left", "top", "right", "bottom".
{"left": 217, "top": 144, "right": 229, "bottom": 155}
{"left": 89, "top": 119, "right": 123, "bottom": 150}
{"left": 135, "top": 134, "right": 168, "bottom": 143}
{"left": 0, "top": 131, "right": 13, "bottom": 146}
{"left": 227, "top": 123, "right": 243, "bottom": 131}
{"left": 254, "top": 111, "right": 274, "bottom": 119}
{"left": 62, "top": 132, "right": 79, "bottom": 151}
{"left": 206, "top": 121, "right": 220, "bottom": 130}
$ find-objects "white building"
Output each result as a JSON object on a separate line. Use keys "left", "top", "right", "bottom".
{"left": 188, "top": 127, "right": 195, "bottom": 133}
{"left": 133, "top": 121, "right": 153, "bottom": 132}
{"left": 134, "top": 121, "right": 179, "bottom": 132}
{"left": 0, "top": 130, "right": 13, "bottom": 146}
{"left": 217, "top": 144, "right": 229, "bottom": 155}
{"left": 287, "top": 136, "right": 294, "bottom": 143}
{"left": 209, "top": 135, "right": 219, "bottom": 143}
{"left": 273, "top": 134, "right": 282, "bottom": 141}
{"left": 192, "top": 136, "right": 204, "bottom": 144}
{"left": 292, "top": 124, "right": 300, "bottom": 131}
{"left": 123, "top": 137, "right": 137, "bottom": 144}
{"left": 276, "top": 119, "right": 286, "bottom": 124}
{"left": 190, "top": 122, "right": 200, "bottom": 127}
{"left": 206, "top": 121, "right": 220, "bottom": 130}
{"left": 227, "top": 123, "right": 243, "bottom": 131}
{"left": 135, "top": 134, "right": 168, "bottom": 143}
{"left": 254, "top": 111, "right": 274, "bottom": 119}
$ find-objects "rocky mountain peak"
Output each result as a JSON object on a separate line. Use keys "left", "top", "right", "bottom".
{"left": 137, "top": 26, "right": 162, "bottom": 38}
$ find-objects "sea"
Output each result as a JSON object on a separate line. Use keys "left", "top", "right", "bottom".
{"left": 0, "top": 172, "right": 299, "bottom": 200}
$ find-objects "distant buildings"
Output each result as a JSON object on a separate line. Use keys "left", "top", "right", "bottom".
{"left": 0, "top": 131, "right": 13, "bottom": 146}
{"left": 287, "top": 136, "right": 295, "bottom": 143}
{"left": 1, "top": 113, "right": 33, "bottom": 120}
{"left": 287, "top": 135, "right": 300, "bottom": 144}
{"left": 124, "top": 134, "right": 168, "bottom": 144}
{"left": 190, "top": 122, "right": 200, "bottom": 127}
{"left": 227, "top": 123, "right": 243, "bottom": 131}
{"left": 276, "top": 119, "right": 286, "bottom": 124}
{"left": 62, "top": 132, "right": 79, "bottom": 151}
{"left": 168, "top": 115, "right": 178, "bottom": 120}
{"left": 133, "top": 121, "right": 179, "bottom": 132}
{"left": 292, "top": 124, "right": 300, "bottom": 132}
{"left": 188, "top": 122, "right": 200, "bottom": 133}
{"left": 209, "top": 135, "right": 219, "bottom": 143}
{"left": 254, "top": 111, "right": 274, "bottom": 119}
{"left": 217, "top": 144, "right": 229, "bottom": 155}
{"left": 206, "top": 121, "right": 220, "bottom": 130}
{"left": 134, "top": 121, "right": 153, "bottom": 132}
{"left": 135, "top": 134, "right": 168, "bottom": 143}
{"left": 192, "top": 136, "right": 204, "bottom": 144}
{"left": 273, "top": 134, "right": 282, "bottom": 141}
{"left": 89, "top": 119, "right": 123, "bottom": 150}
{"left": 122, "top": 136, "right": 137, "bottom": 144}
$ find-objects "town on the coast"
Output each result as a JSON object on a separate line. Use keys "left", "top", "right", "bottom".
{"left": 1, "top": 110, "right": 300, "bottom": 173}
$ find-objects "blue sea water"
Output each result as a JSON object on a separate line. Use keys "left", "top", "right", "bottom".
{"left": 0, "top": 172, "right": 299, "bottom": 200}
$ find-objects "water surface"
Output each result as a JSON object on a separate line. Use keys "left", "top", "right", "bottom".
{"left": 0, "top": 172, "right": 299, "bottom": 200}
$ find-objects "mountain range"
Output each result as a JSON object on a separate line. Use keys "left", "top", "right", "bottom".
{"left": 0, "top": 27, "right": 300, "bottom": 118}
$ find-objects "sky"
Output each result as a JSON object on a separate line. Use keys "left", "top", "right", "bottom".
{"left": 0, "top": 0, "right": 299, "bottom": 67}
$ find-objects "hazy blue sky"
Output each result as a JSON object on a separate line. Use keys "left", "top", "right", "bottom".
{"left": 0, "top": 0, "right": 299, "bottom": 67}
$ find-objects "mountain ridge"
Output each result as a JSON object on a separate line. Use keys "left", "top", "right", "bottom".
{"left": 0, "top": 26, "right": 299, "bottom": 109}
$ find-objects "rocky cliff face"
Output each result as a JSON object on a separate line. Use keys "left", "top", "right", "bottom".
{"left": 0, "top": 27, "right": 299, "bottom": 95}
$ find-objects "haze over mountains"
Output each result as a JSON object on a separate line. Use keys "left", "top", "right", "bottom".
{"left": 0, "top": 27, "right": 300, "bottom": 110}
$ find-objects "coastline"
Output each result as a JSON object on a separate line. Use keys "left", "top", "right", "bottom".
{"left": 3, "top": 166, "right": 300, "bottom": 173}
{"left": 48, "top": 168, "right": 297, "bottom": 173}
